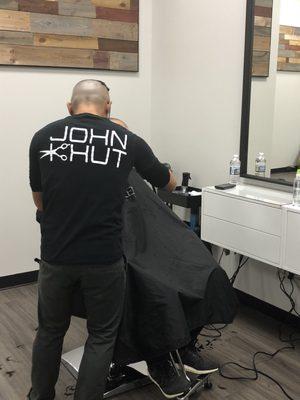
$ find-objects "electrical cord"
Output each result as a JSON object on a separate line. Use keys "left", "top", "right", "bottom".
{"left": 199, "top": 255, "right": 248, "bottom": 340}
{"left": 277, "top": 270, "right": 300, "bottom": 346}
{"left": 218, "top": 249, "right": 225, "bottom": 264}
{"left": 230, "top": 256, "right": 249, "bottom": 285}
{"left": 219, "top": 346, "right": 296, "bottom": 400}
{"left": 199, "top": 324, "right": 227, "bottom": 339}
{"left": 198, "top": 258, "right": 299, "bottom": 400}
{"left": 217, "top": 249, "right": 249, "bottom": 284}
{"left": 220, "top": 322, "right": 298, "bottom": 396}
{"left": 277, "top": 270, "right": 300, "bottom": 318}
{"left": 218, "top": 269, "right": 300, "bottom": 400}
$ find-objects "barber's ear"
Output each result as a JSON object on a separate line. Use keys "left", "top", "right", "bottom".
{"left": 67, "top": 102, "right": 73, "bottom": 116}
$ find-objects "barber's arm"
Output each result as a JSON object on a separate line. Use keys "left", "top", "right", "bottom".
{"left": 29, "top": 134, "right": 43, "bottom": 211}
{"left": 134, "top": 136, "right": 177, "bottom": 192}
{"left": 165, "top": 170, "right": 177, "bottom": 192}
{"left": 32, "top": 192, "right": 43, "bottom": 211}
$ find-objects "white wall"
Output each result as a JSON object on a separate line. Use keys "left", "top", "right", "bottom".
{"left": 0, "top": 0, "right": 152, "bottom": 277}
{"left": 1, "top": 0, "right": 299, "bottom": 315}
{"left": 151, "top": 0, "right": 246, "bottom": 188}
{"left": 150, "top": 0, "right": 300, "bottom": 314}
{"left": 215, "top": 249, "right": 300, "bottom": 315}
{"left": 271, "top": 0, "right": 300, "bottom": 169}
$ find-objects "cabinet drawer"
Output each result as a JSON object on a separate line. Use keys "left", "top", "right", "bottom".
{"left": 283, "top": 210, "right": 300, "bottom": 274}
{"left": 202, "top": 215, "right": 281, "bottom": 266}
{"left": 203, "top": 191, "right": 282, "bottom": 236}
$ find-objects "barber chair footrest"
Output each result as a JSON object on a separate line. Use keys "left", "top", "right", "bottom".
{"left": 177, "top": 375, "right": 213, "bottom": 400}
{"left": 62, "top": 347, "right": 151, "bottom": 399}
{"left": 104, "top": 366, "right": 151, "bottom": 399}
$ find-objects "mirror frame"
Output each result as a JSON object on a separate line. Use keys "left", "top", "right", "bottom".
{"left": 240, "top": 0, "right": 293, "bottom": 187}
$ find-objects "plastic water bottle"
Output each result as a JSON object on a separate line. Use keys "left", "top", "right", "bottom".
{"left": 293, "top": 169, "right": 300, "bottom": 207}
{"left": 255, "top": 152, "right": 267, "bottom": 177}
{"left": 229, "top": 155, "right": 241, "bottom": 184}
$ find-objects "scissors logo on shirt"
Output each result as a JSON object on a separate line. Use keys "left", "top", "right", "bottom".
{"left": 40, "top": 143, "right": 71, "bottom": 162}
{"left": 40, "top": 126, "right": 128, "bottom": 168}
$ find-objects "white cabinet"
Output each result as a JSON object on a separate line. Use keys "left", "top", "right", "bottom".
{"left": 202, "top": 215, "right": 281, "bottom": 266}
{"left": 281, "top": 205, "right": 300, "bottom": 275}
{"left": 203, "top": 191, "right": 282, "bottom": 236}
{"left": 201, "top": 185, "right": 295, "bottom": 271}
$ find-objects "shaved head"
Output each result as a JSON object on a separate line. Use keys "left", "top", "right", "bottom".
{"left": 69, "top": 79, "right": 111, "bottom": 116}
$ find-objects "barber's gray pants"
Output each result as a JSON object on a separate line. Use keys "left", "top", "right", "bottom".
{"left": 29, "top": 259, "right": 126, "bottom": 400}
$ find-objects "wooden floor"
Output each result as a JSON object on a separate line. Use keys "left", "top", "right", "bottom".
{"left": 0, "top": 284, "right": 299, "bottom": 400}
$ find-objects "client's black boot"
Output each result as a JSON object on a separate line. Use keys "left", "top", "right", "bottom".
{"left": 147, "top": 359, "right": 191, "bottom": 399}
{"left": 179, "top": 342, "right": 219, "bottom": 376}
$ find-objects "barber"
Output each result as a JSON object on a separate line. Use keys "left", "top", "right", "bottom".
{"left": 28, "top": 79, "right": 177, "bottom": 400}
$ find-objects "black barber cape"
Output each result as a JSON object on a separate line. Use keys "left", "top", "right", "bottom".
{"left": 72, "top": 171, "right": 238, "bottom": 365}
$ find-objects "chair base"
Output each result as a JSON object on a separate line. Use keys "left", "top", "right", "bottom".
{"left": 61, "top": 347, "right": 151, "bottom": 399}
{"left": 61, "top": 347, "right": 214, "bottom": 399}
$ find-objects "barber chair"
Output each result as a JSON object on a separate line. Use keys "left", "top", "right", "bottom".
{"left": 60, "top": 174, "right": 231, "bottom": 398}
{"left": 62, "top": 347, "right": 151, "bottom": 398}
{"left": 62, "top": 347, "right": 213, "bottom": 399}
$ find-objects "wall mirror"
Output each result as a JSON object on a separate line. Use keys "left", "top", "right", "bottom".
{"left": 241, "top": 0, "right": 300, "bottom": 186}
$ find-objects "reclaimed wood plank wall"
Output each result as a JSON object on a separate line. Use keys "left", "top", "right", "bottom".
{"left": 252, "top": 0, "right": 273, "bottom": 77}
{"left": 0, "top": 0, "right": 139, "bottom": 71}
{"left": 278, "top": 25, "right": 300, "bottom": 72}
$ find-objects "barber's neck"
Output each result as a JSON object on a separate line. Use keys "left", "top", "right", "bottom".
{"left": 73, "top": 105, "right": 108, "bottom": 118}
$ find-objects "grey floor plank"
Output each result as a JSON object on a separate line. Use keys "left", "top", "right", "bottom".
{"left": 0, "top": 284, "right": 299, "bottom": 400}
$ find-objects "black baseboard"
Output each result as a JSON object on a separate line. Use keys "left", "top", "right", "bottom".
{"left": 236, "top": 289, "right": 300, "bottom": 328}
{"left": 0, "top": 270, "right": 39, "bottom": 289}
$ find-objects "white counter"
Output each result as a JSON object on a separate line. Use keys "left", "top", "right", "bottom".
{"left": 201, "top": 184, "right": 299, "bottom": 275}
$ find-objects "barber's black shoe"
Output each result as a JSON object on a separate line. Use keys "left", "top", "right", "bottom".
{"left": 179, "top": 347, "right": 219, "bottom": 375}
{"left": 147, "top": 360, "right": 191, "bottom": 399}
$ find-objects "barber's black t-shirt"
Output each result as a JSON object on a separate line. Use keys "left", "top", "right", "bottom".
{"left": 29, "top": 113, "right": 169, "bottom": 265}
